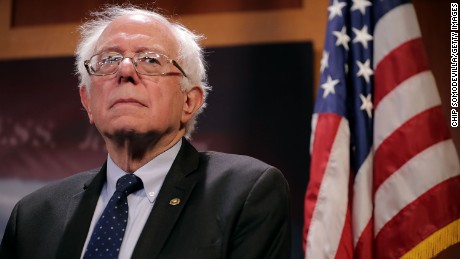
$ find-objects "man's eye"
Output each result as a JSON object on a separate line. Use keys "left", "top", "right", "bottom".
{"left": 101, "top": 56, "right": 121, "bottom": 64}
{"left": 140, "top": 57, "right": 160, "bottom": 65}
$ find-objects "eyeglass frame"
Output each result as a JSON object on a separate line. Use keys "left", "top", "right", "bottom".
{"left": 84, "top": 51, "right": 188, "bottom": 78}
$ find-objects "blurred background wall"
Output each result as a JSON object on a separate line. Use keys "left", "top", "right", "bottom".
{"left": 0, "top": 0, "right": 457, "bottom": 258}
{"left": 1, "top": 0, "right": 456, "bottom": 145}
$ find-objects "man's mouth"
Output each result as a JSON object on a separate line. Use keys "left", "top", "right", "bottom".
{"left": 111, "top": 98, "right": 146, "bottom": 108}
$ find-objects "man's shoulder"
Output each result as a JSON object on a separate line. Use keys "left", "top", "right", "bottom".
{"left": 196, "top": 151, "right": 286, "bottom": 186}
{"left": 199, "top": 151, "right": 274, "bottom": 171}
{"left": 42, "top": 167, "right": 99, "bottom": 191}
{"left": 19, "top": 168, "right": 101, "bottom": 205}
{"left": 193, "top": 150, "right": 289, "bottom": 210}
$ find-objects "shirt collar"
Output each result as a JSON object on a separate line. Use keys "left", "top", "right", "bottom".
{"left": 106, "top": 139, "right": 182, "bottom": 203}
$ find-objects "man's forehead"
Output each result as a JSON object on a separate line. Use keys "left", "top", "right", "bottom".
{"left": 95, "top": 14, "right": 178, "bottom": 54}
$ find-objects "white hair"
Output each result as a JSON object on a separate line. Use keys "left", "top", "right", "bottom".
{"left": 75, "top": 5, "right": 210, "bottom": 139}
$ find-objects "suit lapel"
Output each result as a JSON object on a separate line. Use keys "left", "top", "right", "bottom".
{"left": 132, "top": 139, "right": 200, "bottom": 259}
{"left": 55, "top": 164, "right": 107, "bottom": 259}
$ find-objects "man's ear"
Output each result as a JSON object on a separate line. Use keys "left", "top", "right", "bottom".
{"left": 181, "top": 85, "right": 204, "bottom": 124}
{"left": 80, "top": 85, "right": 94, "bottom": 124}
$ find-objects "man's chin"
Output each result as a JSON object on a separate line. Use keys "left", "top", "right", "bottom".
{"left": 101, "top": 125, "right": 181, "bottom": 144}
{"left": 105, "top": 128, "right": 152, "bottom": 140}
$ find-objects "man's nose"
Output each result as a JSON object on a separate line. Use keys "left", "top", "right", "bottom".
{"left": 118, "top": 57, "right": 139, "bottom": 83}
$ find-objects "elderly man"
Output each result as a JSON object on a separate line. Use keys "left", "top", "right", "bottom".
{"left": 0, "top": 5, "right": 290, "bottom": 259}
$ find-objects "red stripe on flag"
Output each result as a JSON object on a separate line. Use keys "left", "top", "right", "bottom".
{"left": 303, "top": 113, "right": 342, "bottom": 251}
{"left": 373, "top": 106, "right": 450, "bottom": 192}
{"left": 375, "top": 175, "right": 460, "bottom": 259}
{"left": 374, "top": 38, "right": 429, "bottom": 108}
{"left": 354, "top": 220, "right": 374, "bottom": 259}
{"left": 335, "top": 204, "right": 353, "bottom": 259}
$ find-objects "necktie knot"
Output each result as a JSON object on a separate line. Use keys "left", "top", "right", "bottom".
{"left": 116, "top": 174, "right": 143, "bottom": 195}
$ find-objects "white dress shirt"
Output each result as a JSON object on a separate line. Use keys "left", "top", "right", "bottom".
{"left": 81, "top": 139, "right": 182, "bottom": 259}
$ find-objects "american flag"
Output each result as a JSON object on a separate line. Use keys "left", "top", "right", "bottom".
{"left": 303, "top": 0, "right": 460, "bottom": 258}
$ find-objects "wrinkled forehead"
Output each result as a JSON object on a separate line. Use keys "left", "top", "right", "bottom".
{"left": 95, "top": 14, "right": 179, "bottom": 56}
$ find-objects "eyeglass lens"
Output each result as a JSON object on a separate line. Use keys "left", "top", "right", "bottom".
{"left": 89, "top": 52, "right": 166, "bottom": 75}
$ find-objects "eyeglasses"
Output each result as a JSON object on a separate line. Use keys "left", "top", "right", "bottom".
{"left": 84, "top": 51, "right": 188, "bottom": 77}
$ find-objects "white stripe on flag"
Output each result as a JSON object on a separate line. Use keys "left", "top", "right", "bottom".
{"left": 310, "top": 114, "right": 318, "bottom": 155}
{"left": 374, "top": 4, "right": 421, "bottom": 67}
{"left": 352, "top": 153, "right": 373, "bottom": 247}
{"left": 306, "top": 118, "right": 350, "bottom": 259}
{"left": 374, "top": 140, "right": 460, "bottom": 235}
{"left": 374, "top": 71, "right": 440, "bottom": 149}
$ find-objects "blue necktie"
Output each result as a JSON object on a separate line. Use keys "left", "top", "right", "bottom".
{"left": 84, "top": 174, "right": 143, "bottom": 259}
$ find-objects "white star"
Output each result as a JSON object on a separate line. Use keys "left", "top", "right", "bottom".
{"left": 352, "top": 25, "right": 373, "bottom": 49}
{"left": 320, "top": 51, "right": 329, "bottom": 72}
{"left": 356, "top": 59, "right": 373, "bottom": 83}
{"left": 351, "top": 0, "right": 372, "bottom": 15}
{"left": 328, "top": 0, "right": 347, "bottom": 20}
{"left": 359, "top": 93, "right": 373, "bottom": 118}
{"left": 333, "top": 26, "right": 351, "bottom": 50}
{"left": 321, "top": 76, "right": 340, "bottom": 98}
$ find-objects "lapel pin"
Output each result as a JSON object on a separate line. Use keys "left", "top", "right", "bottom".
{"left": 169, "top": 198, "right": 181, "bottom": 206}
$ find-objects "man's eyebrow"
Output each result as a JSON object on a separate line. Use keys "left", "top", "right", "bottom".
{"left": 136, "top": 47, "right": 168, "bottom": 54}
{"left": 97, "top": 46, "right": 122, "bottom": 53}
{"left": 95, "top": 47, "right": 168, "bottom": 55}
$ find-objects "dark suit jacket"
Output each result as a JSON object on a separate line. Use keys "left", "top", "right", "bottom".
{"left": 0, "top": 139, "right": 290, "bottom": 259}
